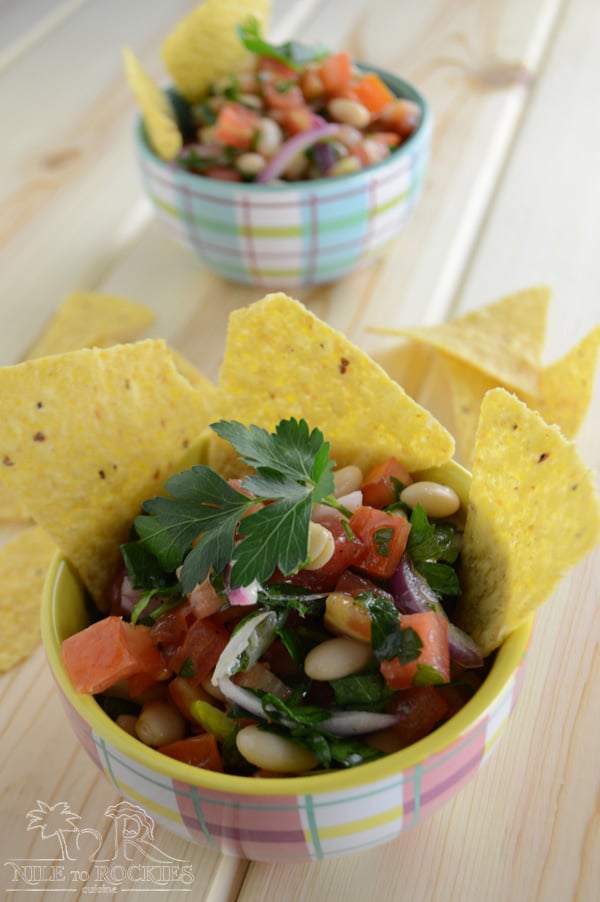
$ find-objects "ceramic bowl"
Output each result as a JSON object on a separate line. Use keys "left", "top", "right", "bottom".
{"left": 41, "top": 461, "right": 533, "bottom": 862}
{"left": 134, "top": 66, "right": 431, "bottom": 289}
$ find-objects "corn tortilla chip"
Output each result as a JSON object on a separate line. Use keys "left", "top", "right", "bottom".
{"left": 161, "top": 0, "right": 271, "bottom": 102}
{"left": 25, "top": 291, "right": 155, "bottom": 359}
{"left": 455, "top": 389, "right": 600, "bottom": 656}
{"left": 170, "top": 347, "right": 218, "bottom": 396}
{"left": 522, "top": 325, "right": 600, "bottom": 439}
{"left": 0, "top": 526, "right": 57, "bottom": 672}
{"left": 0, "top": 483, "right": 30, "bottom": 522}
{"left": 373, "top": 286, "right": 550, "bottom": 395}
{"left": 124, "top": 47, "right": 182, "bottom": 160}
{"left": 0, "top": 341, "right": 214, "bottom": 607}
{"left": 444, "top": 325, "right": 600, "bottom": 468}
{"left": 209, "top": 293, "right": 455, "bottom": 476}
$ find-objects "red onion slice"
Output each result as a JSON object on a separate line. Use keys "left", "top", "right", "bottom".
{"left": 256, "top": 123, "right": 341, "bottom": 183}
{"left": 389, "top": 556, "right": 483, "bottom": 668}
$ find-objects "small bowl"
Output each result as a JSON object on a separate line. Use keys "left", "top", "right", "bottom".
{"left": 134, "top": 66, "right": 431, "bottom": 289}
{"left": 41, "top": 460, "right": 533, "bottom": 862}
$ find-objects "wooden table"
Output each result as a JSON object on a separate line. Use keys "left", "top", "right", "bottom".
{"left": 1, "top": 2, "right": 598, "bottom": 899}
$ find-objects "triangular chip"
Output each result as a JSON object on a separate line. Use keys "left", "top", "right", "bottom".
{"left": 443, "top": 357, "right": 497, "bottom": 469}
{"left": 443, "top": 325, "right": 600, "bottom": 468}
{"left": 455, "top": 389, "right": 600, "bottom": 655}
{"left": 0, "top": 526, "right": 57, "bottom": 672}
{"left": 0, "top": 341, "right": 214, "bottom": 607}
{"left": 25, "top": 291, "right": 155, "bottom": 359}
{"left": 170, "top": 347, "right": 218, "bottom": 397}
{"left": 161, "top": 0, "right": 271, "bottom": 102}
{"left": 124, "top": 47, "right": 182, "bottom": 160}
{"left": 522, "top": 325, "right": 600, "bottom": 439}
{"left": 0, "top": 482, "right": 30, "bottom": 522}
{"left": 373, "top": 286, "right": 550, "bottom": 395}
{"left": 209, "top": 293, "right": 455, "bottom": 476}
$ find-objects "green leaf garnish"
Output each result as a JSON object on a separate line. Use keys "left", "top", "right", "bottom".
{"left": 134, "top": 418, "right": 344, "bottom": 592}
{"left": 236, "top": 17, "right": 329, "bottom": 71}
{"left": 355, "top": 592, "right": 423, "bottom": 664}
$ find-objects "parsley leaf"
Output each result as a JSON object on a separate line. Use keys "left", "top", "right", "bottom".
{"left": 355, "top": 592, "right": 423, "bottom": 664}
{"left": 406, "top": 504, "right": 459, "bottom": 563}
{"left": 133, "top": 418, "right": 344, "bottom": 592}
{"left": 236, "top": 18, "right": 329, "bottom": 71}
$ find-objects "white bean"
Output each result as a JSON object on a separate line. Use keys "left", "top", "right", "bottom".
{"left": 135, "top": 700, "right": 186, "bottom": 748}
{"left": 400, "top": 481, "right": 461, "bottom": 518}
{"left": 255, "top": 117, "right": 283, "bottom": 158}
{"left": 236, "top": 725, "right": 319, "bottom": 773}
{"left": 304, "top": 637, "right": 373, "bottom": 681}
{"left": 327, "top": 97, "right": 371, "bottom": 128}
{"left": 333, "top": 465, "right": 363, "bottom": 498}
{"left": 305, "top": 521, "right": 335, "bottom": 570}
{"left": 236, "top": 152, "right": 266, "bottom": 177}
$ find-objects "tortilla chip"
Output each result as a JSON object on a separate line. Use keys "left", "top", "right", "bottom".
{"left": 373, "top": 286, "right": 550, "bottom": 395}
{"left": 522, "top": 325, "right": 600, "bottom": 439}
{"left": 25, "top": 291, "right": 155, "bottom": 359}
{"left": 0, "top": 483, "right": 30, "bottom": 522}
{"left": 0, "top": 341, "right": 213, "bottom": 607}
{"left": 123, "top": 46, "right": 182, "bottom": 160}
{"left": 161, "top": 0, "right": 271, "bottom": 102}
{"left": 0, "top": 526, "right": 57, "bottom": 672}
{"left": 209, "top": 293, "right": 455, "bottom": 476}
{"left": 455, "top": 389, "right": 600, "bottom": 656}
{"left": 442, "top": 357, "right": 497, "bottom": 469}
{"left": 443, "top": 325, "right": 600, "bottom": 468}
{"left": 169, "top": 348, "right": 218, "bottom": 397}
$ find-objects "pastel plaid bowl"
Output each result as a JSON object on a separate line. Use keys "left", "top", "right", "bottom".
{"left": 41, "top": 462, "right": 533, "bottom": 863}
{"left": 134, "top": 67, "right": 431, "bottom": 288}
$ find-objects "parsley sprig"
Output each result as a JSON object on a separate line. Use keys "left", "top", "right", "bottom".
{"left": 133, "top": 418, "right": 351, "bottom": 593}
{"left": 237, "top": 17, "right": 329, "bottom": 71}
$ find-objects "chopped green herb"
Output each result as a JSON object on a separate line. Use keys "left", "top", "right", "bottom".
{"left": 178, "top": 657, "right": 195, "bottom": 679}
{"left": 237, "top": 17, "right": 329, "bottom": 71}
{"left": 134, "top": 418, "right": 352, "bottom": 592}
{"left": 374, "top": 526, "right": 395, "bottom": 557}
{"left": 330, "top": 670, "right": 394, "bottom": 710}
{"left": 355, "top": 592, "right": 423, "bottom": 664}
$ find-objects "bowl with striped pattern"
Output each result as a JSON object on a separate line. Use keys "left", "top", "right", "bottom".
{"left": 134, "top": 67, "right": 431, "bottom": 289}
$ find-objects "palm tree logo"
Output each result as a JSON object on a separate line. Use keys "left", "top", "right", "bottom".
{"left": 25, "top": 801, "right": 81, "bottom": 861}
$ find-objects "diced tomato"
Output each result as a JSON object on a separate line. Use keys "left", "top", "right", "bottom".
{"left": 287, "top": 509, "right": 359, "bottom": 591}
{"left": 262, "top": 81, "right": 306, "bottom": 110}
{"left": 258, "top": 56, "right": 299, "bottom": 81}
{"left": 214, "top": 102, "right": 260, "bottom": 150}
{"left": 203, "top": 165, "right": 242, "bottom": 182}
{"left": 349, "top": 505, "right": 411, "bottom": 579}
{"left": 150, "top": 601, "right": 194, "bottom": 651}
{"left": 158, "top": 733, "right": 224, "bottom": 771}
{"left": 275, "top": 105, "right": 315, "bottom": 134}
{"left": 188, "top": 577, "right": 223, "bottom": 619}
{"left": 361, "top": 457, "right": 413, "bottom": 509}
{"left": 162, "top": 615, "right": 229, "bottom": 687}
{"left": 168, "top": 676, "right": 214, "bottom": 720}
{"left": 62, "top": 616, "right": 165, "bottom": 695}
{"left": 334, "top": 570, "right": 386, "bottom": 597}
{"left": 318, "top": 51, "right": 353, "bottom": 93}
{"left": 351, "top": 72, "right": 394, "bottom": 114}
{"left": 380, "top": 611, "right": 450, "bottom": 690}
{"left": 385, "top": 686, "right": 449, "bottom": 748}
